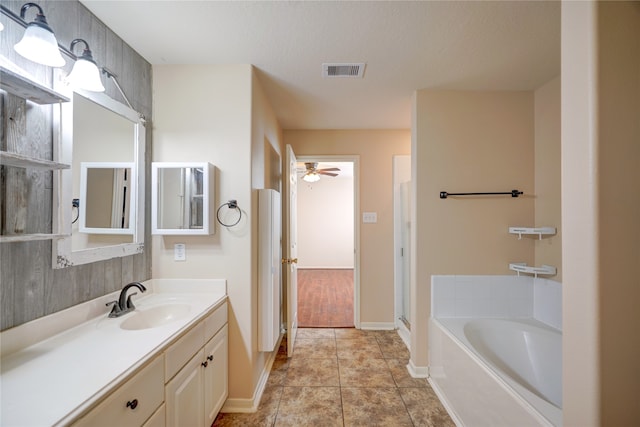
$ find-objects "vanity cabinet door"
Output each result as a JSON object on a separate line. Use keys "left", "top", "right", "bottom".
{"left": 71, "top": 356, "right": 164, "bottom": 427}
{"left": 142, "top": 404, "right": 165, "bottom": 427}
{"left": 204, "top": 325, "right": 228, "bottom": 426}
{"left": 165, "top": 303, "right": 228, "bottom": 427}
{"left": 165, "top": 349, "right": 205, "bottom": 427}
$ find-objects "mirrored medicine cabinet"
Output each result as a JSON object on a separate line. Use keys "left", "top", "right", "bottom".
{"left": 52, "top": 79, "right": 146, "bottom": 268}
{"left": 79, "top": 162, "right": 135, "bottom": 234}
{"left": 152, "top": 162, "right": 215, "bottom": 235}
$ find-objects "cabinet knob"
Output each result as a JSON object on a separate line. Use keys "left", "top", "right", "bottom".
{"left": 201, "top": 361, "right": 208, "bottom": 368}
{"left": 126, "top": 399, "right": 138, "bottom": 410}
{"left": 207, "top": 355, "right": 214, "bottom": 361}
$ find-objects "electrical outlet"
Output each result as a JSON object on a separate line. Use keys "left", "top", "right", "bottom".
{"left": 174, "top": 244, "right": 186, "bottom": 261}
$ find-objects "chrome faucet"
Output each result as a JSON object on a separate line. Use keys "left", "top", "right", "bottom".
{"left": 106, "top": 282, "right": 147, "bottom": 318}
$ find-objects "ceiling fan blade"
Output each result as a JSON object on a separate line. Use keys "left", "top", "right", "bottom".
{"left": 319, "top": 172, "right": 339, "bottom": 177}
{"left": 318, "top": 167, "right": 340, "bottom": 172}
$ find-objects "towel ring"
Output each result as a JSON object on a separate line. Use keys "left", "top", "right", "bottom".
{"left": 216, "top": 200, "right": 242, "bottom": 227}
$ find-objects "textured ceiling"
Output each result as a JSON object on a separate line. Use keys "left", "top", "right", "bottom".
{"left": 80, "top": 1, "right": 560, "bottom": 130}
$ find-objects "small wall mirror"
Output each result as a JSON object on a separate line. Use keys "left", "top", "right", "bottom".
{"left": 79, "top": 162, "right": 135, "bottom": 234}
{"left": 152, "top": 162, "right": 214, "bottom": 235}
{"left": 53, "top": 83, "right": 145, "bottom": 268}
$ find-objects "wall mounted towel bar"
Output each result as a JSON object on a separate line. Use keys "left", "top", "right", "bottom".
{"left": 439, "top": 189, "right": 523, "bottom": 199}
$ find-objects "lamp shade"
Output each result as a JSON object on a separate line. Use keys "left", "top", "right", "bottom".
{"left": 67, "top": 59, "right": 105, "bottom": 92}
{"left": 0, "top": 21, "right": 5, "bottom": 31}
{"left": 302, "top": 172, "right": 320, "bottom": 183}
{"left": 13, "top": 3, "right": 65, "bottom": 67}
{"left": 67, "top": 39, "right": 105, "bottom": 92}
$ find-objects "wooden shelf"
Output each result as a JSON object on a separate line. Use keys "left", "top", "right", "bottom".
{"left": 0, "top": 233, "right": 69, "bottom": 243}
{"left": 0, "top": 65, "right": 70, "bottom": 105}
{"left": 1, "top": 151, "right": 70, "bottom": 170}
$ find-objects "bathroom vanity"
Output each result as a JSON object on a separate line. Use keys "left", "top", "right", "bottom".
{"left": 0, "top": 279, "right": 227, "bottom": 427}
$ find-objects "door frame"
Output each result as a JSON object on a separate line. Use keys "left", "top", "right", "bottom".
{"left": 296, "top": 154, "right": 361, "bottom": 329}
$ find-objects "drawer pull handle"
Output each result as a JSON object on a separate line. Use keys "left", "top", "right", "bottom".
{"left": 201, "top": 361, "right": 208, "bottom": 368}
{"left": 207, "top": 355, "right": 214, "bottom": 361}
{"left": 126, "top": 399, "right": 138, "bottom": 410}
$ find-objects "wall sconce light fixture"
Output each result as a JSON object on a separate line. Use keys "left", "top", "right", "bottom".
{"left": 67, "top": 39, "right": 105, "bottom": 92}
{"left": 13, "top": 2, "right": 65, "bottom": 67}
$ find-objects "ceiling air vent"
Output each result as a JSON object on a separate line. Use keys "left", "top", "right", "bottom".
{"left": 322, "top": 63, "right": 366, "bottom": 78}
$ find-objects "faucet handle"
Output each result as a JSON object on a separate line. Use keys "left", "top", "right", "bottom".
{"left": 106, "top": 300, "right": 122, "bottom": 318}
{"left": 125, "top": 292, "right": 138, "bottom": 310}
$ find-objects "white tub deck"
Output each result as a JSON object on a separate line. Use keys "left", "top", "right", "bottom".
{"left": 429, "top": 317, "right": 561, "bottom": 427}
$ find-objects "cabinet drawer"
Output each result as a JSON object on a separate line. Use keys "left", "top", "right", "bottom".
{"left": 205, "top": 302, "right": 228, "bottom": 342}
{"left": 72, "top": 356, "right": 164, "bottom": 427}
{"left": 165, "top": 322, "right": 205, "bottom": 381}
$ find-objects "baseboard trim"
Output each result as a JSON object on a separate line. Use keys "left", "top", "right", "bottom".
{"left": 396, "top": 322, "right": 410, "bottom": 349}
{"left": 221, "top": 333, "right": 283, "bottom": 413}
{"left": 407, "top": 359, "right": 429, "bottom": 378}
{"left": 360, "top": 322, "right": 395, "bottom": 330}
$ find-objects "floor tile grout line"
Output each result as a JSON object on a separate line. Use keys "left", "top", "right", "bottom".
{"left": 215, "top": 328, "right": 447, "bottom": 426}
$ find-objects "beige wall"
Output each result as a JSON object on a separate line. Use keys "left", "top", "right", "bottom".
{"left": 412, "top": 90, "right": 535, "bottom": 367}
{"left": 249, "top": 69, "right": 284, "bottom": 397}
{"left": 534, "top": 77, "right": 562, "bottom": 280}
{"left": 152, "top": 64, "right": 283, "bottom": 404}
{"left": 284, "top": 130, "right": 411, "bottom": 325}
{"left": 298, "top": 173, "right": 354, "bottom": 269}
{"left": 597, "top": 3, "right": 640, "bottom": 423}
{"left": 562, "top": 2, "right": 640, "bottom": 425}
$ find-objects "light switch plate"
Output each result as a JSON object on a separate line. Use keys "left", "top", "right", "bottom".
{"left": 362, "top": 212, "right": 377, "bottom": 223}
{"left": 174, "top": 243, "right": 186, "bottom": 261}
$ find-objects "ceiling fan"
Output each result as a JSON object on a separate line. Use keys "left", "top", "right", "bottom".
{"left": 299, "top": 162, "right": 340, "bottom": 182}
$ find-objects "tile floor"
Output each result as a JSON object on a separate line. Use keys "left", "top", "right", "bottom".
{"left": 213, "top": 328, "right": 455, "bottom": 426}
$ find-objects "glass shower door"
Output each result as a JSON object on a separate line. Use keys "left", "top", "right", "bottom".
{"left": 400, "top": 180, "right": 411, "bottom": 328}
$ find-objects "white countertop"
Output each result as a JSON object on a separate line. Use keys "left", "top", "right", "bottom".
{"left": 0, "top": 279, "right": 227, "bottom": 427}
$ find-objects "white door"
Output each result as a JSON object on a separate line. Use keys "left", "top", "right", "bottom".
{"left": 284, "top": 145, "right": 298, "bottom": 357}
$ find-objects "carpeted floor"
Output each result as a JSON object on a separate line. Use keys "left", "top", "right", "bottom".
{"left": 297, "top": 269, "right": 354, "bottom": 328}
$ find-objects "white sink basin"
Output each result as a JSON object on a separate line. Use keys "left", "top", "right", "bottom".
{"left": 120, "top": 304, "right": 191, "bottom": 330}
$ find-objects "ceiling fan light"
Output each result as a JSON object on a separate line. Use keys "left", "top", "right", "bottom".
{"left": 303, "top": 172, "right": 320, "bottom": 183}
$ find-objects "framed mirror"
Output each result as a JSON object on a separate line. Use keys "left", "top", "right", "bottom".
{"left": 152, "top": 162, "right": 214, "bottom": 235}
{"left": 52, "top": 84, "right": 145, "bottom": 268}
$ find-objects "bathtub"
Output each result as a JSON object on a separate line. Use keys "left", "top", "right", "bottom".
{"left": 429, "top": 317, "right": 562, "bottom": 427}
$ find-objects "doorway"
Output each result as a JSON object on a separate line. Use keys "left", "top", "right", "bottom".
{"left": 296, "top": 156, "right": 359, "bottom": 328}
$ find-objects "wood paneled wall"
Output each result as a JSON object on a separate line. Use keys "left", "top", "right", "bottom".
{"left": 0, "top": 0, "right": 152, "bottom": 330}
